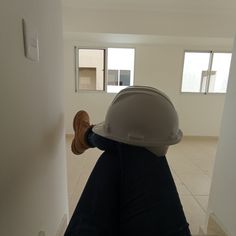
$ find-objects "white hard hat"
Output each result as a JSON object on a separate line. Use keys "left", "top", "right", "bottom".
{"left": 93, "top": 86, "right": 182, "bottom": 148}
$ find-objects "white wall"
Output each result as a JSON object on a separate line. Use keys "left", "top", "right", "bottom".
{"left": 62, "top": 3, "right": 236, "bottom": 137}
{"left": 207, "top": 36, "right": 236, "bottom": 236}
{"left": 63, "top": 6, "right": 236, "bottom": 38}
{"left": 64, "top": 38, "right": 231, "bottom": 136}
{"left": 0, "top": 0, "right": 68, "bottom": 236}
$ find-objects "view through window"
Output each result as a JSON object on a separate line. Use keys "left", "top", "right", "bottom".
{"left": 75, "top": 47, "right": 135, "bottom": 93}
{"left": 181, "top": 51, "right": 232, "bottom": 94}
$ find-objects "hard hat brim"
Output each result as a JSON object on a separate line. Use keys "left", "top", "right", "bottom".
{"left": 92, "top": 122, "right": 183, "bottom": 147}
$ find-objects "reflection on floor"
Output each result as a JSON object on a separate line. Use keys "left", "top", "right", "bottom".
{"left": 66, "top": 135, "right": 218, "bottom": 235}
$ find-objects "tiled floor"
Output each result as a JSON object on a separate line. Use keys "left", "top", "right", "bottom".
{"left": 66, "top": 135, "right": 218, "bottom": 235}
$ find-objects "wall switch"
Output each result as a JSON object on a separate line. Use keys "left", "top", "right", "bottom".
{"left": 22, "top": 18, "right": 39, "bottom": 61}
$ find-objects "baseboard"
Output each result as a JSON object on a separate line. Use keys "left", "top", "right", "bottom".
{"left": 55, "top": 214, "right": 67, "bottom": 236}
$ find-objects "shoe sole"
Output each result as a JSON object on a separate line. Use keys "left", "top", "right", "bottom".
{"left": 73, "top": 110, "right": 89, "bottom": 132}
{"left": 71, "top": 110, "right": 90, "bottom": 155}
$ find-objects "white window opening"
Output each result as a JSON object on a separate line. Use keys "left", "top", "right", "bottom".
{"left": 107, "top": 48, "right": 135, "bottom": 93}
{"left": 181, "top": 51, "right": 232, "bottom": 94}
{"left": 75, "top": 47, "right": 135, "bottom": 93}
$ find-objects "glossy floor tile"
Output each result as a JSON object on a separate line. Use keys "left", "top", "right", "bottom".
{"left": 66, "top": 135, "right": 218, "bottom": 235}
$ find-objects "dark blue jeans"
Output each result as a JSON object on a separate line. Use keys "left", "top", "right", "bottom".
{"left": 65, "top": 130, "right": 191, "bottom": 236}
{"left": 86, "top": 128, "right": 119, "bottom": 151}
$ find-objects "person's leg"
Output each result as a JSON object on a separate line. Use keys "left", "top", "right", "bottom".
{"left": 86, "top": 127, "right": 120, "bottom": 151}
{"left": 64, "top": 151, "right": 120, "bottom": 236}
{"left": 118, "top": 145, "right": 192, "bottom": 236}
{"left": 71, "top": 110, "right": 120, "bottom": 155}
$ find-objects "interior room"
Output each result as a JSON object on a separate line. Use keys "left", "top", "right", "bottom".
{"left": 62, "top": 1, "right": 236, "bottom": 235}
{"left": 1, "top": 0, "right": 236, "bottom": 236}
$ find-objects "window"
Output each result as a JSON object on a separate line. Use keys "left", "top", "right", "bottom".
{"left": 181, "top": 51, "right": 232, "bottom": 94}
{"left": 107, "top": 48, "right": 135, "bottom": 93}
{"left": 75, "top": 47, "right": 135, "bottom": 93}
{"left": 108, "top": 69, "right": 131, "bottom": 85}
{"left": 77, "top": 49, "right": 105, "bottom": 91}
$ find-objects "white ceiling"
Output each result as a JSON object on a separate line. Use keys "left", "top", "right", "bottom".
{"left": 62, "top": 0, "right": 236, "bottom": 42}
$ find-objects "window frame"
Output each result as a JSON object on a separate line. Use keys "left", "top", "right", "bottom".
{"left": 74, "top": 46, "right": 135, "bottom": 93}
{"left": 180, "top": 50, "right": 232, "bottom": 95}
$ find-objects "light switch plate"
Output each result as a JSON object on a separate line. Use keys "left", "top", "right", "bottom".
{"left": 22, "top": 18, "right": 39, "bottom": 61}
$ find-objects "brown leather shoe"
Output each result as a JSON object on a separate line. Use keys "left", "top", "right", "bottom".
{"left": 71, "top": 110, "right": 92, "bottom": 155}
